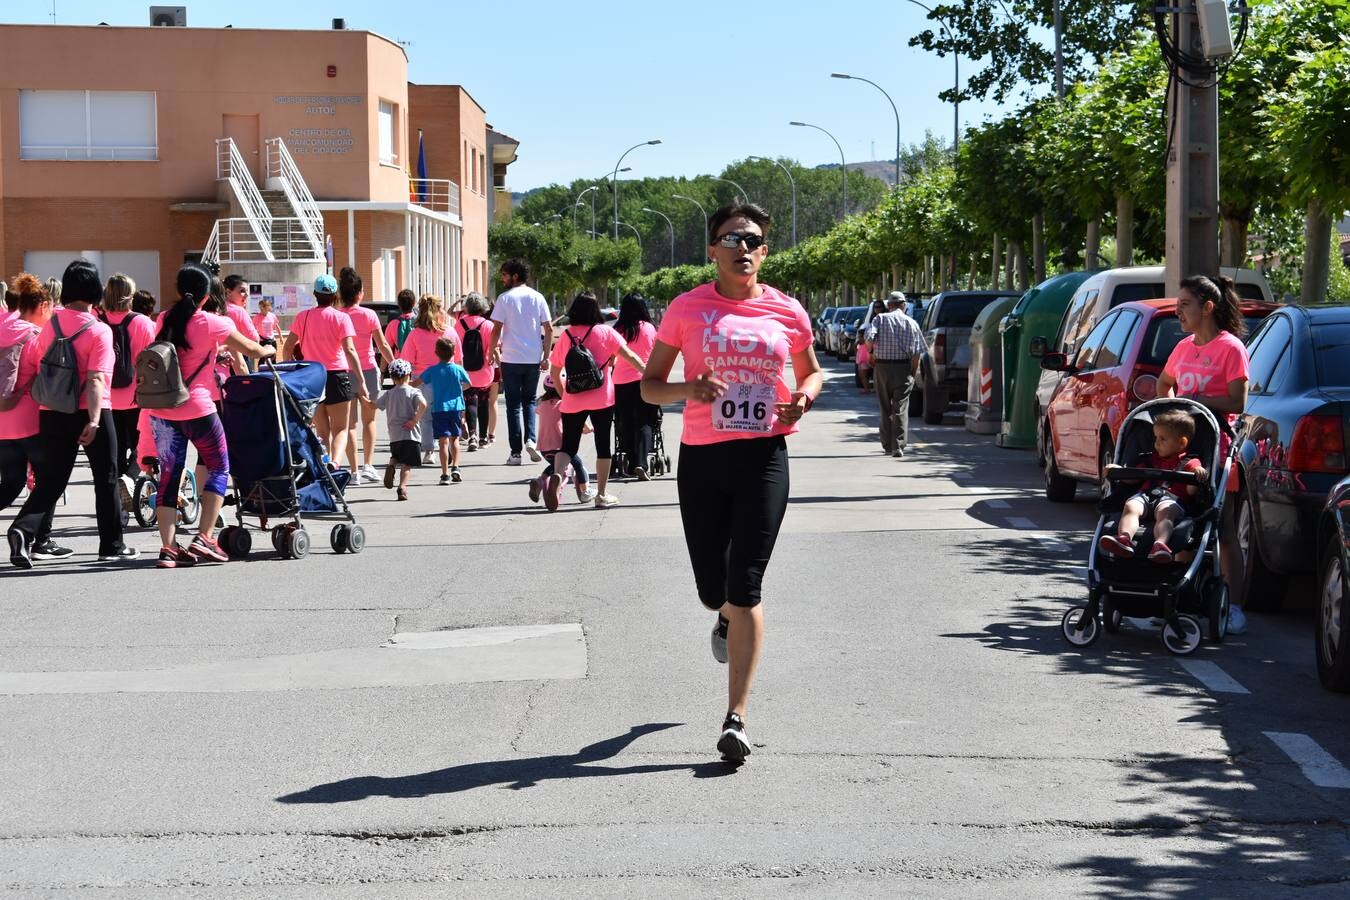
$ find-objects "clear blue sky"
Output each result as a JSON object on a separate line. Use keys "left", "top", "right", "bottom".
{"left": 9, "top": 0, "right": 1019, "bottom": 191}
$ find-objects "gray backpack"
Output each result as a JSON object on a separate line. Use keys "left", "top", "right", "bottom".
{"left": 31, "top": 316, "right": 95, "bottom": 414}
{"left": 135, "top": 341, "right": 211, "bottom": 410}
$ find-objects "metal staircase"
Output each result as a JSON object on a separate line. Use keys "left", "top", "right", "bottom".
{"left": 204, "top": 137, "right": 325, "bottom": 265}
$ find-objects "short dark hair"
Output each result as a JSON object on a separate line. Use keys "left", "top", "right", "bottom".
{"left": 1154, "top": 410, "right": 1196, "bottom": 442}
{"left": 501, "top": 258, "right": 530, "bottom": 283}
{"left": 566, "top": 291, "right": 603, "bottom": 327}
{"left": 61, "top": 259, "right": 102, "bottom": 304}
{"left": 222, "top": 274, "right": 246, "bottom": 292}
{"left": 435, "top": 337, "right": 456, "bottom": 361}
{"left": 396, "top": 288, "right": 417, "bottom": 314}
{"left": 131, "top": 290, "right": 156, "bottom": 315}
{"left": 707, "top": 201, "right": 771, "bottom": 244}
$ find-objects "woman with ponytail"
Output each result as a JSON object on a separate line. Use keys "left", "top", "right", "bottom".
{"left": 336, "top": 267, "right": 395, "bottom": 485}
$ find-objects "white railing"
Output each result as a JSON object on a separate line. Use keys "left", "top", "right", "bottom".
{"left": 215, "top": 138, "right": 273, "bottom": 261}
{"left": 265, "top": 138, "right": 325, "bottom": 257}
{"left": 204, "top": 218, "right": 323, "bottom": 264}
{"left": 203, "top": 221, "right": 221, "bottom": 265}
{"left": 410, "top": 178, "right": 460, "bottom": 217}
{"left": 269, "top": 218, "right": 325, "bottom": 261}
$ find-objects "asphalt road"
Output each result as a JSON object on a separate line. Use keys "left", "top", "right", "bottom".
{"left": 2, "top": 356, "right": 1349, "bottom": 897}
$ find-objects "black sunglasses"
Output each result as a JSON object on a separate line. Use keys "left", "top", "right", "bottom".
{"left": 715, "top": 232, "right": 766, "bottom": 251}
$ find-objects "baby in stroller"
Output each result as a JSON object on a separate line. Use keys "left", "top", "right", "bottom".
{"left": 1098, "top": 410, "right": 1208, "bottom": 565}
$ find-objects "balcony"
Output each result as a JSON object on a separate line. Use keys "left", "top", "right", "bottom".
{"left": 409, "top": 178, "right": 460, "bottom": 217}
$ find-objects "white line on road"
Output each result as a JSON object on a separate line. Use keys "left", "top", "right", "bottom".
{"left": 1264, "top": 732, "right": 1350, "bottom": 789}
{"left": 1178, "top": 659, "right": 1250, "bottom": 694}
{"left": 962, "top": 486, "right": 1001, "bottom": 494}
{"left": 1006, "top": 516, "right": 1039, "bottom": 529}
{"left": 986, "top": 499, "right": 1012, "bottom": 509}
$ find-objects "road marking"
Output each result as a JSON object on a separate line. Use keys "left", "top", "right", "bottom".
{"left": 1178, "top": 659, "right": 1250, "bottom": 694}
{"left": 962, "top": 486, "right": 1000, "bottom": 494}
{"left": 986, "top": 499, "right": 1012, "bottom": 509}
{"left": 1006, "top": 516, "right": 1039, "bottom": 529}
{"left": 1264, "top": 732, "right": 1350, "bottom": 789}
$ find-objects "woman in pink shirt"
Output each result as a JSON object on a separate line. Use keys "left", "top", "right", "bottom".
{"left": 1158, "top": 274, "right": 1252, "bottom": 634}
{"left": 546, "top": 291, "right": 646, "bottom": 511}
{"left": 401, "top": 294, "right": 458, "bottom": 460}
{"left": 98, "top": 273, "right": 158, "bottom": 480}
{"left": 337, "top": 267, "right": 396, "bottom": 484}
{"left": 455, "top": 292, "right": 497, "bottom": 451}
{"left": 282, "top": 273, "right": 367, "bottom": 465}
{"left": 252, "top": 299, "right": 280, "bottom": 344}
{"left": 639, "top": 202, "right": 822, "bottom": 763}
{"left": 612, "top": 292, "right": 660, "bottom": 480}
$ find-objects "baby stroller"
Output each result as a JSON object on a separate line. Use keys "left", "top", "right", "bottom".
{"left": 612, "top": 404, "right": 673, "bottom": 478}
{"left": 1060, "top": 397, "right": 1239, "bottom": 656}
{"left": 217, "top": 361, "right": 363, "bottom": 560}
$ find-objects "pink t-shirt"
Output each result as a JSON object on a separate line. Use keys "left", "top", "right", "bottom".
{"left": 151, "top": 310, "right": 234, "bottom": 421}
{"left": 548, "top": 324, "right": 628, "bottom": 414}
{"left": 226, "top": 302, "right": 260, "bottom": 342}
{"left": 102, "top": 311, "right": 158, "bottom": 411}
{"left": 293, "top": 305, "right": 355, "bottom": 372}
{"left": 655, "top": 282, "right": 813, "bottom": 446}
{"left": 342, "top": 305, "right": 382, "bottom": 371}
{"left": 613, "top": 320, "right": 656, "bottom": 385}
{"left": 455, "top": 314, "right": 497, "bottom": 389}
{"left": 253, "top": 311, "right": 279, "bottom": 339}
{"left": 0, "top": 316, "right": 42, "bottom": 440}
{"left": 536, "top": 397, "right": 563, "bottom": 454}
{"left": 31, "top": 307, "right": 115, "bottom": 412}
{"left": 1164, "top": 331, "right": 1250, "bottom": 432}
{"left": 402, "top": 324, "right": 460, "bottom": 375}
{"left": 384, "top": 314, "right": 415, "bottom": 359}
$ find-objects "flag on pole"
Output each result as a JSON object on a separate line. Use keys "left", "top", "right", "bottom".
{"left": 416, "top": 129, "right": 429, "bottom": 204}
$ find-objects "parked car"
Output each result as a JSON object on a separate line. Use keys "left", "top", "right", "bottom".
{"left": 824, "top": 305, "right": 865, "bottom": 357}
{"left": 918, "top": 290, "right": 1021, "bottom": 424}
{"left": 1314, "top": 475, "right": 1350, "bottom": 691}
{"left": 1234, "top": 305, "right": 1350, "bottom": 612}
{"left": 836, "top": 306, "right": 868, "bottom": 360}
{"left": 1039, "top": 298, "right": 1278, "bottom": 502}
{"left": 813, "top": 307, "right": 839, "bottom": 349}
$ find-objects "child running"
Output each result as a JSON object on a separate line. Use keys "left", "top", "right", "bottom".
{"left": 376, "top": 359, "right": 426, "bottom": 501}
{"left": 416, "top": 338, "right": 470, "bottom": 485}
{"left": 529, "top": 375, "right": 597, "bottom": 510}
{"left": 1099, "top": 410, "right": 1207, "bottom": 564}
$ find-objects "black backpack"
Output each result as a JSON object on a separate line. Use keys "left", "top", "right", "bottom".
{"left": 461, "top": 320, "right": 486, "bottom": 372}
{"left": 563, "top": 326, "right": 605, "bottom": 394}
{"left": 99, "top": 311, "right": 139, "bottom": 389}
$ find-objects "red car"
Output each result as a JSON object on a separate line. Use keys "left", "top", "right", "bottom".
{"left": 1039, "top": 298, "right": 1278, "bottom": 501}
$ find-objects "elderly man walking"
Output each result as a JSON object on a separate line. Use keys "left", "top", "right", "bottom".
{"left": 866, "top": 291, "right": 924, "bottom": 458}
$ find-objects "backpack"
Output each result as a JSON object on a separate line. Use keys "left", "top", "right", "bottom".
{"left": 396, "top": 315, "right": 415, "bottom": 351}
{"left": 134, "top": 341, "right": 212, "bottom": 410}
{"left": 99, "top": 311, "right": 139, "bottom": 389}
{"left": 0, "top": 330, "right": 34, "bottom": 406}
{"left": 563, "top": 326, "right": 605, "bottom": 394}
{"left": 31, "top": 315, "right": 95, "bottom": 414}
{"left": 461, "top": 319, "right": 486, "bottom": 371}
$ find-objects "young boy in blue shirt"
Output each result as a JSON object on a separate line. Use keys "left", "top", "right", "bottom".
{"left": 416, "top": 338, "right": 471, "bottom": 484}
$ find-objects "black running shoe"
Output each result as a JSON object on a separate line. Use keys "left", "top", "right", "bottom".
{"left": 7, "top": 529, "right": 32, "bottom": 570}
{"left": 717, "top": 712, "right": 751, "bottom": 762}
{"left": 31, "top": 540, "right": 75, "bottom": 560}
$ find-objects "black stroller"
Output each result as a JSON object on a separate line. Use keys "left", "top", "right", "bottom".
{"left": 612, "top": 404, "right": 673, "bottom": 478}
{"left": 217, "top": 361, "right": 364, "bottom": 560}
{"left": 1061, "top": 397, "right": 1239, "bottom": 656}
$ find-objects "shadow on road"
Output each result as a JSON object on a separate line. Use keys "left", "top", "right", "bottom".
{"left": 275, "top": 723, "right": 736, "bottom": 803}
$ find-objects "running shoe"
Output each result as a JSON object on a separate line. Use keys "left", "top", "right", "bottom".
{"left": 893, "top": 448, "right": 905, "bottom": 458}
{"left": 717, "top": 712, "right": 751, "bottom": 762}
{"left": 156, "top": 544, "right": 197, "bottom": 569}
{"left": 349, "top": 469, "right": 364, "bottom": 486}
{"left": 576, "top": 486, "right": 597, "bottom": 504}
{"left": 633, "top": 467, "right": 651, "bottom": 482}
{"left": 506, "top": 454, "right": 522, "bottom": 466}
{"left": 466, "top": 437, "right": 478, "bottom": 452}
{"left": 594, "top": 493, "right": 620, "bottom": 509}
{"left": 31, "top": 540, "right": 75, "bottom": 560}
{"left": 1148, "top": 541, "right": 1174, "bottom": 564}
{"left": 711, "top": 614, "right": 729, "bottom": 664}
{"left": 7, "top": 529, "right": 32, "bottom": 570}
{"left": 397, "top": 488, "right": 408, "bottom": 501}
{"left": 544, "top": 473, "right": 562, "bottom": 512}
{"left": 1098, "top": 533, "right": 1135, "bottom": 559}
{"left": 451, "top": 467, "right": 462, "bottom": 483}
{"left": 528, "top": 476, "right": 544, "bottom": 504}
{"left": 186, "top": 534, "right": 227, "bottom": 563}
{"left": 422, "top": 450, "right": 435, "bottom": 465}
{"left": 439, "top": 474, "right": 451, "bottom": 485}
{"left": 360, "top": 464, "right": 380, "bottom": 482}
{"left": 525, "top": 440, "right": 542, "bottom": 463}
{"left": 383, "top": 461, "right": 396, "bottom": 490}
{"left": 98, "top": 546, "right": 141, "bottom": 562}
{"left": 1228, "top": 605, "right": 1249, "bottom": 635}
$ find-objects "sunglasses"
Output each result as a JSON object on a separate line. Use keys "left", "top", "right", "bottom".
{"left": 715, "top": 232, "right": 766, "bottom": 251}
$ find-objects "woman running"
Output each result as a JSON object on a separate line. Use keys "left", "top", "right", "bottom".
{"left": 612, "top": 292, "right": 660, "bottom": 480}
{"left": 337, "top": 267, "right": 396, "bottom": 485}
{"left": 641, "top": 202, "right": 822, "bottom": 762}
{"left": 282, "top": 274, "right": 368, "bottom": 464}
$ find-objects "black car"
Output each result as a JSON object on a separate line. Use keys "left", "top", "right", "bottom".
{"left": 1314, "top": 476, "right": 1350, "bottom": 690}
{"left": 1236, "top": 305, "right": 1350, "bottom": 610}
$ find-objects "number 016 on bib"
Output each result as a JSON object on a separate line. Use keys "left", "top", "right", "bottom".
{"left": 713, "top": 383, "right": 774, "bottom": 433}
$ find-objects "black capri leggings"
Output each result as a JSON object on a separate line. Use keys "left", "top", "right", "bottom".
{"left": 676, "top": 435, "right": 790, "bottom": 610}
{"left": 561, "top": 406, "right": 614, "bottom": 460}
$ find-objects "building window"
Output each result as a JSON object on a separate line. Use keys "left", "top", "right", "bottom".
{"left": 378, "top": 100, "right": 398, "bottom": 166}
{"left": 20, "top": 90, "right": 157, "bottom": 161}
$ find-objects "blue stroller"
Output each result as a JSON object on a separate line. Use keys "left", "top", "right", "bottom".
{"left": 217, "top": 361, "right": 364, "bottom": 559}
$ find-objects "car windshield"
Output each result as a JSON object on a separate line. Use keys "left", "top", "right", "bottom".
{"left": 1313, "top": 323, "right": 1350, "bottom": 386}
{"left": 1139, "top": 314, "right": 1270, "bottom": 366}
{"left": 1110, "top": 283, "right": 1167, "bottom": 305}
{"left": 934, "top": 295, "right": 999, "bottom": 327}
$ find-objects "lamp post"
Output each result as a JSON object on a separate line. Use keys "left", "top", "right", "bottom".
{"left": 748, "top": 155, "right": 797, "bottom": 247}
{"left": 790, "top": 120, "right": 847, "bottom": 219}
{"left": 615, "top": 220, "right": 643, "bottom": 255}
{"left": 903, "top": 0, "right": 961, "bottom": 155}
{"left": 641, "top": 207, "right": 676, "bottom": 268}
{"left": 612, "top": 140, "right": 661, "bottom": 238}
{"left": 831, "top": 73, "right": 901, "bottom": 186}
{"left": 671, "top": 193, "right": 708, "bottom": 261}
{"left": 575, "top": 185, "right": 598, "bottom": 234}
{"left": 713, "top": 176, "right": 748, "bottom": 204}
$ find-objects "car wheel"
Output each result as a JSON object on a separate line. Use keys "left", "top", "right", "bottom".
{"left": 1035, "top": 413, "right": 1047, "bottom": 469}
{"left": 1044, "top": 434, "right": 1077, "bottom": 503}
{"left": 1316, "top": 536, "right": 1350, "bottom": 691}
{"left": 922, "top": 375, "right": 943, "bottom": 425}
{"left": 1098, "top": 438, "right": 1114, "bottom": 485}
{"left": 1237, "top": 489, "right": 1282, "bottom": 611}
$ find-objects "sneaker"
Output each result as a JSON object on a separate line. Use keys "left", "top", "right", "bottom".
{"left": 466, "top": 437, "right": 478, "bottom": 452}
{"left": 711, "top": 614, "right": 729, "bottom": 664}
{"left": 156, "top": 544, "right": 196, "bottom": 569}
{"left": 451, "top": 467, "right": 462, "bottom": 483}
{"left": 98, "top": 546, "right": 141, "bottom": 563}
{"left": 594, "top": 493, "right": 620, "bottom": 509}
{"left": 528, "top": 476, "right": 544, "bottom": 504}
{"left": 1148, "top": 541, "right": 1174, "bottom": 564}
{"left": 544, "top": 473, "right": 562, "bottom": 512}
{"left": 506, "top": 454, "right": 523, "bottom": 466}
{"left": 349, "top": 469, "right": 364, "bottom": 486}
{"left": 383, "top": 461, "right": 396, "bottom": 490}
{"left": 525, "top": 440, "right": 542, "bottom": 463}
{"left": 1098, "top": 533, "right": 1135, "bottom": 559}
{"left": 1228, "top": 605, "right": 1249, "bottom": 635}
{"left": 396, "top": 488, "right": 408, "bottom": 501}
{"left": 31, "top": 540, "right": 75, "bottom": 560}
{"left": 633, "top": 467, "right": 651, "bottom": 482}
{"left": 186, "top": 533, "right": 227, "bottom": 563}
{"left": 717, "top": 712, "right": 751, "bottom": 762}
{"left": 422, "top": 450, "right": 435, "bottom": 465}
{"left": 486, "top": 434, "right": 496, "bottom": 446}
{"left": 439, "top": 474, "right": 451, "bottom": 485}
{"left": 576, "top": 486, "right": 597, "bottom": 504}
{"left": 360, "top": 464, "right": 380, "bottom": 482}
{"left": 893, "top": 448, "right": 905, "bottom": 458}
{"left": 7, "top": 529, "right": 32, "bottom": 570}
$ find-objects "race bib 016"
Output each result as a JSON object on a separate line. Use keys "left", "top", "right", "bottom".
{"left": 713, "top": 382, "right": 775, "bottom": 433}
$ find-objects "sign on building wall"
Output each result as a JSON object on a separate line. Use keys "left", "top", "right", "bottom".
{"left": 248, "top": 282, "right": 316, "bottom": 315}
{"left": 274, "top": 95, "right": 362, "bottom": 155}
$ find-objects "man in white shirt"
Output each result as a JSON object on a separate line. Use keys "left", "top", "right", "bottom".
{"left": 487, "top": 258, "right": 554, "bottom": 465}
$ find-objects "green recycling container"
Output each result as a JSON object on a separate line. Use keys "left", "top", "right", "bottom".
{"left": 996, "top": 271, "right": 1095, "bottom": 449}
{"left": 965, "top": 296, "right": 1019, "bottom": 434}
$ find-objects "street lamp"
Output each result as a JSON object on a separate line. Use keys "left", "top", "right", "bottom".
{"left": 790, "top": 121, "right": 848, "bottom": 219}
{"left": 642, "top": 207, "right": 676, "bottom": 269}
{"left": 612, "top": 140, "right": 661, "bottom": 238}
{"left": 713, "top": 176, "right": 748, "bottom": 204}
{"left": 903, "top": 0, "right": 961, "bottom": 155}
{"left": 748, "top": 156, "right": 797, "bottom": 247}
{"left": 831, "top": 73, "right": 901, "bottom": 187}
{"left": 615, "top": 220, "right": 643, "bottom": 255}
{"left": 671, "top": 193, "right": 708, "bottom": 261}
